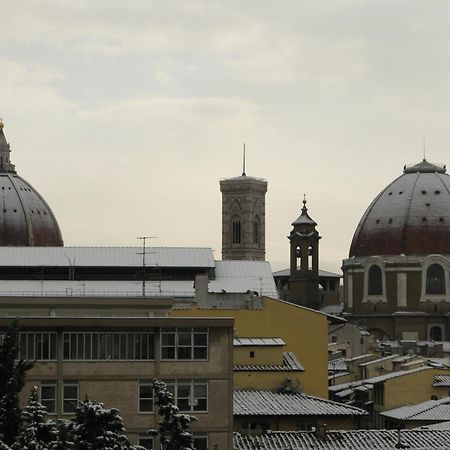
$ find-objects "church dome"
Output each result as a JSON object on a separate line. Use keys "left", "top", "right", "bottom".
{"left": 350, "top": 159, "right": 450, "bottom": 257}
{"left": 0, "top": 121, "right": 63, "bottom": 246}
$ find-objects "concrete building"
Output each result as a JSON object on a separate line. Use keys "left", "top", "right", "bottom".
{"left": 1, "top": 297, "right": 234, "bottom": 450}
{"left": 343, "top": 159, "right": 450, "bottom": 341}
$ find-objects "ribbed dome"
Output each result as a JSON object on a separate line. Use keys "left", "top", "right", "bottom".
{"left": 350, "top": 159, "right": 450, "bottom": 257}
{"left": 0, "top": 122, "right": 63, "bottom": 246}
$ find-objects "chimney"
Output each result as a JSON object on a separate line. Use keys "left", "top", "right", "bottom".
{"left": 195, "top": 274, "right": 209, "bottom": 308}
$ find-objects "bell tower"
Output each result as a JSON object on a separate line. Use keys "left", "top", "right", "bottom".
{"left": 220, "top": 151, "right": 267, "bottom": 260}
{"left": 286, "top": 197, "right": 321, "bottom": 308}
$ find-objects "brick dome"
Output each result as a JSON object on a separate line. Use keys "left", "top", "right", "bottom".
{"left": 350, "top": 159, "right": 450, "bottom": 257}
{"left": 0, "top": 122, "right": 63, "bottom": 246}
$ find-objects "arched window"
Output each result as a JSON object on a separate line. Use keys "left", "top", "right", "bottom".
{"left": 426, "top": 264, "right": 445, "bottom": 295}
{"left": 429, "top": 326, "right": 443, "bottom": 341}
{"left": 232, "top": 218, "right": 241, "bottom": 244}
{"left": 296, "top": 246, "right": 301, "bottom": 270}
{"left": 368, "top": 265, "right": 382, "bottom": 295}
{"left": 308, "top": 246, "right": 313, "bottom": 269}
{"left": 253, "top": 216, "right": 259, "bottom": 245}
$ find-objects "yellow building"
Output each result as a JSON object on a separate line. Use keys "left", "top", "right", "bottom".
{"left": 171, "top": 295, "right": 345, "bottom": 398}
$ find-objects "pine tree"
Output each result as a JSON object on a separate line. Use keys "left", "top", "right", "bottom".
{"left": 13, "top": 386, "right": 57, "bottom": 450}
{"left": 49, "top": 420, "right": 74, "bottom": 450}
{"left": 71, "top": 400, "right": 135, "bottom": 450}
{"left": 150, "top": 379, "right": 197, "bottom": 450}
{"left": 0, "top": 320, "right": 34, "bottom": 446}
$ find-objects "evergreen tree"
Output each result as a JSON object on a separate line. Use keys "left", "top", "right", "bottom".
{"left": 0, "top": 320, "right": 34, "bottom": 446}
{"left": 13, "top": 386, "right": 57, "bottom": 450}
{"left": 150, "top": 380, "right": 197, "bottom": 450}
{"left": 49, "top": 420, "right": 74, "bottom": 450}
{"left": 71, "top": 400, "right": 134, "bottom": 450}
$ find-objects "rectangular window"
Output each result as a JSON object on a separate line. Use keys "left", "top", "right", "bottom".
{"left": 139, "top": 381, "right": 154, "bottom": 413}
{"left": 161, "top": 328, "right": 208, "bottom": 360}
{"left": 165, "top": 379, "right": 208, "bottom": 412}
{"left": 62, "top": 332, "right": 154, "bottom": 360}
{"left": 40, "top": 381, "right": 57, "bottom": 414}
{"left": 138, "top": 434, "right": 154, "bottom": 449}
{"left": 63, "top": 380, "right": 79, "bottom": 414}
{"left": 18, "top": 332, "right": 57, "bottom": 360}
{"left": 193, "top": 433, "right": 208, "bottom": 450}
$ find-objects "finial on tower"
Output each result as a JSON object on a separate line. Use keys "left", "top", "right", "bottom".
{"left": 423, "top": 137, "right": 426, "bottom": 161}
{"left": 302, "top": 194, "right": 307, "bottom": 210}
{"left": 242, "top": 143, "right": 246, "bottom": 176}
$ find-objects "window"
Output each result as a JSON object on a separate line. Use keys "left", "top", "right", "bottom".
{"left": 426, "top": 264, "right": 446, "bottom": 295}
{"left": 165, "top": 379, "right": 208, "bottom": 412}
{"left": 63, "top": 380, "right": 78, "bottom": 414}
{"left": 193, "top": 433, "right": 208, "bottom": 450}
{"left": 63, "top": 332, "right": 154, "bottom": 360}
{"left": 18, "top": 332, "right": 57, "bottom": 360}
{"left": 253, "top": 217, "right": 259, "bottom": 244}
{"left": 430, "top": 326, "right": 443, "bottom": 341}
{"left": 250, "top": 351, "right": 255, "bottom": 358}
{"left": 232, "top": 218, "right": 241, "bottom": 244}
{"left": 40, "top": 381, "right": 56, "bottom": 414}
{"left": 138, "top": 434, "right": 154, "bottom": 449}
{"left": 368, "top": 265, "right": 382, "bottom": 295}
{"left": 139, "top": 381, "right": 154, "bottom": 413}
{"left": 161, "top": 328, "right": 208, "bottom": 360}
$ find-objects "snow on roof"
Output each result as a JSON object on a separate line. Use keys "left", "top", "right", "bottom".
{"left": 358, "top": 354, "right": 400, "bottom": 367}
{"left": 234, "top": 430, "right": 450, "bottom": 450}
{"left": 328, "top": 359, "right": 348, "bottom": 372}
{"left": 272, "top": 268, "right": 342, "bottom": 278}
{"left": 434, "top": 375, "right": 450, "bottom": 387}
{"left": 381, "top": 397, "right": 450, "bottom": 421}
{"left": 233, "top": 391, "right": 367, "bottom": 417}
{"left": 234, "top": 337, "right": 285, "bottom": 347}
{"left": 234, "top": 352, "right": 304, "bottom": 372}
{"left": 0, "top": 246, "right": 215, "bottom": 268}
{"left": 418, "top": 421, "right": 450, "bottom": 430}
{"left": 210, "top": 260, "right": 278, "bottom": 297}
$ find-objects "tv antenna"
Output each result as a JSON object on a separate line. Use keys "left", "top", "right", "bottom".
{"left": 137, "top": 236, "right": 158, "bottom": 296}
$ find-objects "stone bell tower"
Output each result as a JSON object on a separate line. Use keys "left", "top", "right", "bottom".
{"left": 286, "top": 197, "right": 321, "bottom": 309}
{"left": 220, "top": 153, "right": 267, "bottom": 261}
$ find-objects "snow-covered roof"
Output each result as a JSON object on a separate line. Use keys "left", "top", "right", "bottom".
{"left": 234, "top": 430, "right": 450, "bottom": 450}
{"left": 273, "top": 268, "right": 342, "bottom": 278}
{"left": 328, "top": 359, "right": 348, "bottom": 372}
{"left": 0, "top": 246, "right": 215, "bottom": 267}
{"left": 358, "top": 354, "right": 399, "bottom": 367}
{"left": 234, "top": 352, "right": 303, "bottom": 372}
{"left": 233, "top": 391, "right": 367, "bottom": 417}
{"left": 381, "top": 397, "right": 450, "bottom": 421}
{"left": 234, "top": 337, "right": 285, "bottom": 347}
{"left": 433, "top": 375, "right": 450, "bottom": 387}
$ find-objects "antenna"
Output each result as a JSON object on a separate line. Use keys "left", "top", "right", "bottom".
{"left": 137, "top": 236, "right": 158, "bottom": 296}
{"left": 242, "top": 143, "right": 246, "bottom": 176}
{"left": 423, "top": 137, "right": 426, "bottom": 161}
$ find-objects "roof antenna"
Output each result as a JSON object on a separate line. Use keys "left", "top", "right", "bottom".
{"left": 242, "top": 143, "right": 246, "bottom": 176}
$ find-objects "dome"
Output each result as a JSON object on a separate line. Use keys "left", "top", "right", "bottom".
{"left": 0, "top": 121, "right": 63, "bottom": 246}
{"left": 350, "top": 159, "right": 450, "bottom": 257}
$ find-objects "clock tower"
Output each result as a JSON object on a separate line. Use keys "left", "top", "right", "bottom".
{"left": 220, "top": 163, "right": 267, "bottom": 261}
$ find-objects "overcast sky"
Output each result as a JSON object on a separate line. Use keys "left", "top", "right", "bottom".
{"left": 1, "top": 0, "right": 450, "bottom": 272}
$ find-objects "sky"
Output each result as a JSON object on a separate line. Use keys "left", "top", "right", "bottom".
{"left": 1, "top": 0, "right": 450, "bottom": 273}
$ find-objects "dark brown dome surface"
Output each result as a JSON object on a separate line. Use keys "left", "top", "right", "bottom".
{"left": 350, "top": 159, "right": 450, "bottom": 257}
{"left": 0, "top": 122, "right": 63, "bottom": 246}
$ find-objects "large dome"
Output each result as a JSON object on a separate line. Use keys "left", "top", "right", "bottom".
{"left": 0, "top": 122, "right": 63, "bottom": 246}
{"left": 350, "top": 159, "right": 450, "bottom": 257}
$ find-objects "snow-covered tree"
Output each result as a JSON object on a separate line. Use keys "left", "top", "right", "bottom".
{"left": 150, "top": 379, "right": 197, "bottom": 450}
{"left": 71, "top": 400, "right": 135, "bottom": 450}
{"left": 13, "top": 386, "right": 57, "bottom": 450}
{"left": 49, "top": 420, "right": 74, "bottom": 450}
{"left": 0, "top": 320, "right": 34, "bottom": 446}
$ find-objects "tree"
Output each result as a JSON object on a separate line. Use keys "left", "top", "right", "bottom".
{"left": 71, "top": 400, "right": 135, "bottom": 450}
{"left": 150, "top": 380, "right": 197, "bottom": 450}
{"left": 0, "top": 320, "right": 34, "bottom": 446}
{"left": 14, "top": 386, "right": 58, "bottom": 450}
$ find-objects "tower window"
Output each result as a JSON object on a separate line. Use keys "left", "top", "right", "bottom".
{"left": 368, "top": 265, "right": 382, "bottom": 295}
{"left": 253, "top": 216, "right": 259, "bottom": 244}
{"left": 426, "top": 264, "right": 445, "bottom": 295}
{"left": 232, "top": 218, "right": 241, "bottom": 244}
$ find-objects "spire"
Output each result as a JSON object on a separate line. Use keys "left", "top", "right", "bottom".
{"left": 292, "top": 195, "right": 317, "bottom": 227}
{"left": 0, "top": 120, "right": 16, "bottom": 174}
{"left": 242, "top": 143, "right": 246, "bottom": 176}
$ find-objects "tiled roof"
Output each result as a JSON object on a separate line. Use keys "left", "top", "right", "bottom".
{"left": 233, "top": 430, "right": 450, "bottom": 449}
{"left": 381, "top": 398, "right": 450, "bottom": 421}
{"left": 358, "top": 354, "right": 399, "bottom": 367}
{"left": 433, "top": 375, "right": 450, "bottom": 387}
{"left": 234, "top": 337, "right": 285, "bottom": 347}
{"left": 233, "top": 391, "right": 367, "bottom": 417}
{"left": 328, "top": 359, "right": 348, "bottom": 372}
{"left": 234, "top": 352, "right": 304, "bottom": 372}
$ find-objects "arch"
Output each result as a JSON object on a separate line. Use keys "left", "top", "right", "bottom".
{"left": 232, "top": 216, "right": 241, "bottom": 244}
{"left": 429, "top": 326, "right": 443, "bottom": 341}
{"left": 308, "top": 246, "right": 313, "bottom": 270}
{"left": 368, "top": 265, "right": 383, "bottom": 296}
{"left": 296, "top": 246, "right": 301, "bottom": 270}
{"left": 426, "top": 264, "right": 446, "bottom": 295}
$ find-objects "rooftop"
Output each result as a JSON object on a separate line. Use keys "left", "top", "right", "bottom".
{"left": 381, "top": 397, "right": 450, "bottom": 422}
{"left": 234, "top": 352, "right": 304, "bottom": 372}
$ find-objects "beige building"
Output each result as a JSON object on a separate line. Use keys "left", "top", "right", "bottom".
{"left": 1, "top": 297, "right": 234, "bottom": 450}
